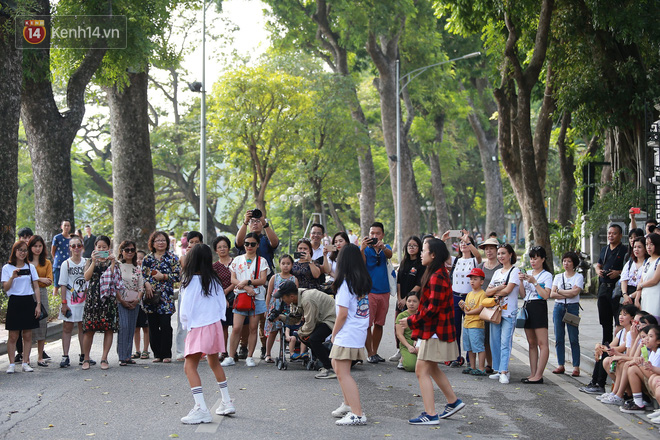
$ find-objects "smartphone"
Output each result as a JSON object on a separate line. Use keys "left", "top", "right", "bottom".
{"left": 368, "top": 237, "right": 378, "bottom": 246}
{"left": 17, "top": 268, "right": 31, "bottom": 276}
{"left": 448, "top": 230, "right": 462, "bottom": 238}
{"left": 65, "top": 309, "right": 72, "bottom": 318}
{"left": 97, "top": 250, "right": 109, "bottom": 258}
{"left": 325, "top": 244, "right": 337, "bottom": 252}
{"left": 294, "top": 252, "right": 304, "bottom": 259}
{"left": 630, "top": 207, "right": 641, "bottom": 214}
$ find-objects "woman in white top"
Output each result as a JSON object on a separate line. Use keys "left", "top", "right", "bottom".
{"left": 2, "top": 241, "right": 41, "bottom": 373}
{"left": 222, "top": 232, "right": 270, "bottom": 368}
{"left": 550, "top": 252, "right": 584, "bottom": 377}
{"left": 635, "top": 233, "right": 660, "bottom": 321}
{"left": 328, "top": 231, "right": 350, "bottom": 279}
{"left": 485, "top": 244, "right": 520, "bottom": 384}
{"left": 179, "top": 244, "right": 234, "bottom": 424}
{"left": 116, "top": 240, "right": 144, "bottom": 366}
{"left": 519, "top": 246, "right": 553, "bottom": 384}
{"left": 57, "top": 235, "right": 87, "bottom": 368}
{"left": 623, "top": 237, "right": 648, "bottom": 305}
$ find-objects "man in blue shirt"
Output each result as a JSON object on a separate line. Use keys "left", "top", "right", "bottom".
{"left": 51, "top": 220, "right": 72, "bottom": 302}
{"left": 360, "top": 222, "right": 393, "bottom": 364}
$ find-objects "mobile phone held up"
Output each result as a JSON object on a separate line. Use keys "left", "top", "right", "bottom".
{"left": 630, "top": 207, "right": 641, "bottom": 215}
{"left": 294, "top": 251, "right": 305, "bottom": 259}
{"left": 17, "top": 268, "right": 31, "bottom": 276}
{"left": 448, "top": 230, "right": 462, "bottom": 238}
{"left": 97, "top": 250, "right": 109, "bottom": 259}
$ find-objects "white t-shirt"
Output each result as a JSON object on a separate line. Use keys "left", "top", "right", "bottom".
{"left": 488, "top": 266, "right": 520, "bottom": 318}
{"left": 230, "top": 255, "right": 270, "bottom": 301}
{"left": 522, "top": 270, "right": 553, "bottom": 301}
{"left": 58, "top": 258, "right": 88, "bottom": 322}
{"left": 180, "top": 275, "right": 226, "bottom": 331}
{"left": 333, "top": 281, "right": 369, "bottom": 348}
{"left": 348, "top": 234, "right": 358, "bottom": 245}
{"left": 1, "top": 263, "right": 38, "bottom": 296}
{"left": 621, "top": 259, "right": 644, "bottom": 287}
{"left": 450, "top": 257, "right": 478, "bottom": 294}
{"left": 551, "top": 272, "right": 583, "bottom": 305}
{"left": 649, "top": 349, "right": 660, "bottom": 368}
{"left": 311, "top": 245, "right": 324, "bottom": 262}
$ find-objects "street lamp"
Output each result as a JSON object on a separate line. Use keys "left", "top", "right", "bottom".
{"left": 395, "top": 51, "right": 481, "bottom": 261}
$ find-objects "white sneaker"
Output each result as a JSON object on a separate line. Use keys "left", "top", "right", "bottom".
{"left": 22, "top": 363, "right": 34, "bottom": 372}
{"left": 651, "top": 415, "right": 660, "bottom": 424}
{"left": 647, "top": 409, "right": 660, "bottom": 419}
{"left": 6, "top": 364, "right": 15, "bottom": 374}
{"left": 489, "top": 372, "right": 500, "bottom": 380}
{"left": 499, "top": 372, "right": 510, "bottom": 384}
{"left": 336, "top": 411, "right": 367, "bottom": 426}
{"left": 221, "top": 356, "right": 235, "bottom": 367}
{"left": 397, "top": 361, "right": 404, "bottom": 370}
{"left": 216, "top": 400, "right": 236, "bottom": 415}
{"left": 596, "top": 392, "right": 611, "bottom": 401}
{"left": 389, "top": 350, "right": 401, "bottom": 362}
{"left": 245, "top": 357, "right": 256, "bottom": 367}
{"left": 602, "top": 395, "right": 624, "bottom": 406}
{"left": 180, "top": 405, "right": 212, "bottom": 424}
{"left": 332, "top": 402, "right": 351, "bottom": 418}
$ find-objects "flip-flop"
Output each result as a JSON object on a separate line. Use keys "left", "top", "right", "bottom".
{"left": 119, "top": 360, "right": 128, "bottom": 366}
{"left": 265, "top": 356, "right": 275, "bottom": 363}
{"left": 152, "top": 358, "right": 162, "bottom": 363}
{"left": 100, "top": 360, "right": 109, "bottom": 370}
{"left": 81, "top": 360, "right": 90, "bottom": 370}
{"left": 162, "top": 358, "right": 172, "bottom": 363}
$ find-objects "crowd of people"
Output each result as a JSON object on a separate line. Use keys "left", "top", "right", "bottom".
{"left": 4, "top": 210, "right": 660, "bottom": 426}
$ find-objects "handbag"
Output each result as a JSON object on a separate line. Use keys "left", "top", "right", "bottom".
{"left": 560, "top": 274, "right": 581, "bottom": 327}
{"left": 479, "top": 301, "right": 502, "bottom": 324}
{"left": 515, "top": 302, "right": 528, "bottom": 328}
{"left": 234, "top": 256, "right": 260, "bottom": 312}
{"left": 387, "top": 260, "right": 397, "bottom": 297}
{"left": 143, "top": 285, "right": 162, "bottom": 305}
{"left": 122, "top": 289, "right": 139, "bottom": 302}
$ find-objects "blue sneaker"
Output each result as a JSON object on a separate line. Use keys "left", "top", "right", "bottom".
{"left": 290, "top": 353, "right": 301, "bottom": 361}
{"left": 439, "top": 399, "right": 465, "bottom": 419}
{"left": 408, "top": 412, "right": 439, "bottom": 425}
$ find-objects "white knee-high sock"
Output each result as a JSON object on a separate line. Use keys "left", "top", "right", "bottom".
{"left": 218, "top": 381, "right": 231, "bottom": 403}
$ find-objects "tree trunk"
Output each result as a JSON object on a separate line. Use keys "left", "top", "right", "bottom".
{"left": 326, "top": 198, "right": 346, "bottom": 232}
{"left": 0, "top": 20, "right": 22, "bottom": 262}
{"left": 557, "top": 112, "right": 576, "bottom": 226}
{"left": 426, "top": 115, "right": 452, "bottom": 234}
{"left": 105, "top": 72, "right": 156, "bottom": 251}
{"left": 20, "top": 0, "right": 106, "bottom": 244}
{"left": 366, "top": 31, "right": 420, "bottom": 250}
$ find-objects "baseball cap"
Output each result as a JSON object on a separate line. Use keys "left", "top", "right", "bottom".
{"left": 467, "top": 267, "right": 486, "bottom": 278}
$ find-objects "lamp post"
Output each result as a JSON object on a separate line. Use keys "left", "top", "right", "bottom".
{"left": 395, "top": 51, "right": 481, "bottom": 261}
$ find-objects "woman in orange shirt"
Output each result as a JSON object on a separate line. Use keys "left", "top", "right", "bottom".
{"left": 28, "top": 235, "right": 53, "bottom": 367}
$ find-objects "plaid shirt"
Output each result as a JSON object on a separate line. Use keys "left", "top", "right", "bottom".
{"left": 407, "top": 267, "right": 456, "bottom": 342}
{"left": 99, "top": 264, "right": 124, "bottom": 301}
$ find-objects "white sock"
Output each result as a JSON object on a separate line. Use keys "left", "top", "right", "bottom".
{"left": 633, "top": 393, "right": 644, "bottom": 407}
{"left": 218, "top": 381, "right": 231, "bottom": 403}
{"left": 191, "top": 387, "right": 207, "bottom": 410}
{"left": 8, "top": 363, "right": 15, "bottom": 367}
{"left": 22, "top": 363, "right": 29, "bottom": 367}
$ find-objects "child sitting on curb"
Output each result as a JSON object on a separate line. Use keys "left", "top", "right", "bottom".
{"left": 459, "top": 268, "right": 488, "bottom": 376}
{"left": 395, "top": 292, "right": 420, "bottom": 371}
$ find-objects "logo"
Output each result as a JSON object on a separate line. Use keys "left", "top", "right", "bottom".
{"left": 23, "top": 20, "right": 46, "bottom": 45}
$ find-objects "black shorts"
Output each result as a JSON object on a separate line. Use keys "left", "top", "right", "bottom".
{"left": 524, "top": 300, "right": 548, "bottom": 329}
{"left": 135, "top": 307, "right": 149, "bottom": 328}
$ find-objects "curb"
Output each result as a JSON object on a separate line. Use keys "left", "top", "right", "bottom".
{"left": 0, "top": 321, "right": 64, "bottom": 357}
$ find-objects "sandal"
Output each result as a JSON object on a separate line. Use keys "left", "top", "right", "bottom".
{"left": 81, "top": 360, "right": 90, "bottom": 370}
{"left": 470, "top": 369, "right": 488, "bottom": 376}
{"left": 132, "top": 352, "right": 141, "bottom": 359}
{"left": 126, "top": 359, "right": 136, "bottom": 364}
{"left": 119, "top": 360, "right": 128, "bottom": 366}
{"left": 100, "top": 360, "right": 109, "bottom": 370}
{"left": 141, "top": 351, "right": 150, "bottom": 359}
{"left": 37, "top": 361, "right": 49, "bottom": 367}
{"left": 162, "top": 358, "right": 172, "bottom": 363}
{"left": 265, "top": 356, "right": 275, "bottom": 363}
{"left": 462, "top": 367, "right": 473, "bottom": 374}
{"left": 152, "top": 358, "right": 162, "bottom": 363}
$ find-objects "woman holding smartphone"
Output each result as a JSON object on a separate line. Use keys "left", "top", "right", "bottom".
{"left": 2, "top": 241, "right": 41, "bottom": 373}
{"left": 28, "top": 235, "right": 53, "bottom": 367}
{"left": 291, "top": 238, "right": 322, "bottom": 289}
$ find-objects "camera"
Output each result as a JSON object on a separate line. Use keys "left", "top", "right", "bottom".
{"left": 267, "top": 301, "right": 286, "bottom": 323}
{"left": 368, "top": 237, "right": 378, "bottom": 246}
{"left": 251, "top": 208, "right": 262, "bottom": 219}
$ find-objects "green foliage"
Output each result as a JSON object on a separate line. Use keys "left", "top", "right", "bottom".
{"left": 549, "top": 222, "right": 580, "bottom": 267}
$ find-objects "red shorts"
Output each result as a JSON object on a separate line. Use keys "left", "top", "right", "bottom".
{"left": 368, "top": 293, "right": 389, "bottom": 327}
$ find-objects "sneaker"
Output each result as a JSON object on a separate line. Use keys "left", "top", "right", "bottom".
{"left": 579, "top": 383, "right": 605, "bottom": 395}
{"left": 22, "top": 363, "right": 34, "bottom": 372}
{"left": 439, "top": 398, "right": 466, "bottom": 419}
{"left": 408, "top": 411, "right": 439, "bottom": 425}
{"left": 245, "top": 357, "right": 256, "bottom": 367}
{"left": 374, "top": 354, "right": 385, "bottom": 362}
{"left": 42, "top": 351, "right": 51, "bottom": 361}
{"left": 596, "top": 392, "right": 612, "bottom": 401}
{"left": 647, "top": 409, "right": 660, "bottom": 419}
{"left": 489, "top": 372, "right": 501, "bottom": 380}
{"left": 336, "top": 411, "right": 367, "bottom": 426}
{"left": 216, "top": 400, "right": 236, "bottom": 416}
{"left": 181, "top": 405, "right": 212, "bottom": 424}
{"left": 221, "top": 356, "right": 236, "bottom": 367}
{"left": 60, "top": 356, "right": 70, "bottom": 368}
{"left": 315, "top": 368, "right": 337, "bottom": 379}
{"left": 602, "top": 395, "right": 625, "bottom": 406}
{"left": 397, "top": 361, "right": 404, "bottom": 370}
{"left": 332, "top": 402, "right": 351, "bottom": 418}
{"left": 499, "top": 372, "right": 510, "bottom": 384}
{"left": 237, "top": 346, "right": 248, "bottom": 360}
{"left": 389, "top": 350, "right": 401, "bottom": 362}
{"left": 651, "top": 415, "right": 660, "bottom": 424}
{"left": 260, "top": 346, "right": 266, "bottom": 360}
{"left": 6, "top": 364, "right": 15, "bottom": 374}
{"left": 290, "top": 353, "right": 301, "bottom": 361}
{"left": 620, "top": 400, "right": 646, "bottom": 413}
{"left": 367, "top": 356, "right": 379, "bottom": 364}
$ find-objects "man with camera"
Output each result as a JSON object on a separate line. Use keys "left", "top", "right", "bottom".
{"left": 594, "top": 224, "right": 627, "bottom": 344}
{"left": 273, "top": 280, "right": 337, "bottom": 379}
{"left": 360, "top": 222, "right": 392, "bottom": 364}
{"left": 235, "top": 208, "right": 280, "bottom": 359}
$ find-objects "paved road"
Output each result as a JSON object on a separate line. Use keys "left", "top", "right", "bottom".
{"left": 0, "top": 297, "right": 657, "bottom": 440}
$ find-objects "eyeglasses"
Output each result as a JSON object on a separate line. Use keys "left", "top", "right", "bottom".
{"left": 17, "top": 248, "right": 28, "bottom": 252}
{"left": 123, "top": 248, "right": 136, "bottom": 253}
{"left": 407, "top": 244, "right": 419, "bottom": 248}
{"left": 154, "top": 239, "right": 167, "bottom": 243}
{"left": 244, "top": 242, "right": 258, "bottom": 247}
{"left": 310, "top": 232, "right": 323, "bottom": 236}
{"left": 70, "top": 244, "right": 84, "bottom": 249}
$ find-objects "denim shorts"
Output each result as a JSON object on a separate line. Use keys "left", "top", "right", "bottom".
{"left": 233, "top": 299, "right": 267, "bottom": 317}
{"left": 463, "top": 327, "right": 485, "bottom": 353}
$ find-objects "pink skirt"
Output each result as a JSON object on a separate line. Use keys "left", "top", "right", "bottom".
{"left": 185, "top": 320, "right": 225, "bottom": 356}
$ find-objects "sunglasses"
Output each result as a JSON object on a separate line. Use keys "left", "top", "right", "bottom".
{"left": 244, "top": 242, "right": 258, "bottom": 248}
{"left": 531, "top": 246, "right": 543, "bottom": 252}
{"left": 123, "top": 248, "right": 136, "bottom": 253}
{"left": 70, "top": 244, "right": 84, "bottom": 249}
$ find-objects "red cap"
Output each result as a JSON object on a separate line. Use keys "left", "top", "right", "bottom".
{"left": 467, "top": 267, "right": 485, "bottom": 278}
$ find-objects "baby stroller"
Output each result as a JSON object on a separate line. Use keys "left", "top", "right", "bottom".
{"left": 268, "top": 303, "right": 323, "bottom": 371}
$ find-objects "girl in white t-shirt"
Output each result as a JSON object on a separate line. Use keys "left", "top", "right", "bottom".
{"left": 485, "top": 244, "right": 520, "bottom": 384}
{"left": 550, "top": 252, "right": 583, "bottom": 377}
{"left": 1, "top": 241, "right": 40, "bottom": 373}
{"left": 179, "top": 244, "right": 234, "bottom": 424}
{"left": 329, "top": 244, "right": 372, "bottom": 426}
{"left": 625, "top": 325, "right": 660, "bottom": 413}
{"left": 57, "top": 235, "right": 87, "bottom": 368}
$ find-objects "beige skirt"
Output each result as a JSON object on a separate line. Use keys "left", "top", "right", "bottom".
{"left": 417, "top": 338, "right": 458, "bottom": 363}
{"left": 329, "top": 344, "right": 366, "bottom": 361}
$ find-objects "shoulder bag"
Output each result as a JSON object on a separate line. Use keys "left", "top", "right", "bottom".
{"left": 560, "top": 274, "right": 582, "bottom": 327}
{"left": 387, "top": 259, "right": 397, "bottom": 297}
{"left": 28, "top": 264, "right": 48, "bottom": 320}
{"left": 479, "top": 267, "right": 513, "bottom": 325}
{"left": 234, "top": 257, "right": 259, "bottom": 312}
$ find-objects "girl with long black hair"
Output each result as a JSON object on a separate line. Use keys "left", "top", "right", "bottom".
{"left": 179, "top": 244, "right": 235, "bottom": 424}
{"left": 329, "top": 244, "right": 372, "bottom": 426}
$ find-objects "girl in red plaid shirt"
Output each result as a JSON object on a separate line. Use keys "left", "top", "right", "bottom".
{"left": 399, "top": 239, "right": 466, "bottom": 424}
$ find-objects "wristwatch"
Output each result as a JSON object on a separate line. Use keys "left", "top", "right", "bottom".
{"left": 533, "top": 282, "right": 539, "bottom": 287}
{"left": 248, "top": 279, "right": 252, "bottom": 286}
